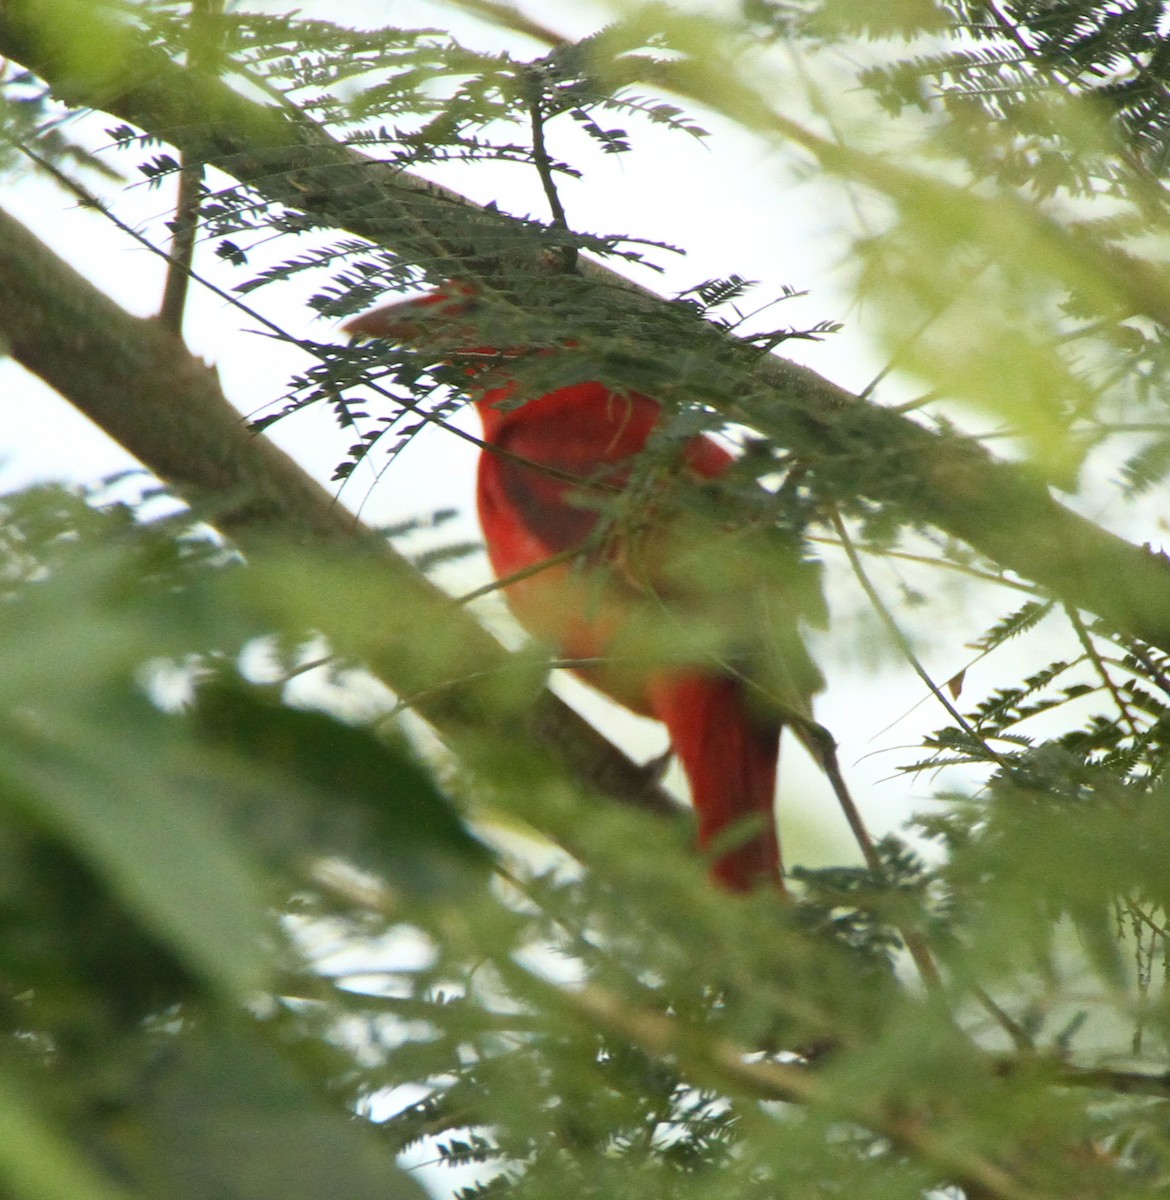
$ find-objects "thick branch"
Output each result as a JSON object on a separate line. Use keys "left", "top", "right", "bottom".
{"left": 3, "top": 1, "right": 1169, "bottom": 656}
{"left": 0, "top": 203, "right": 680, "bottom": 819}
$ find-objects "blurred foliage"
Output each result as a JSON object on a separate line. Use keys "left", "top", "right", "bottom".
{"left": 3, "top": 476, "right": 1170, "bottom": 1198}
{"left": 4, "top": 2, "right": 1170, "bottom": 1200}
{"left": 0, "top": 486, "right": 482, "bottom": 1200}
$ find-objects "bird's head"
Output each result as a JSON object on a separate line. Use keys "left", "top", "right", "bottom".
{"left": 343, "top": 283, "right": 477, "bottom": 347}
{"left": 343, "top": 283, "right": 563, "bottom": 395}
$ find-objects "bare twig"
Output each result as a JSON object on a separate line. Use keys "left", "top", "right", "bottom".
{"left": 158, "top": 0, "right": 223, "bottom": 332}
{"left": 829, "top": 508, "right": 1012, "bottom": 773}
{"left": 1065, "top": 604, "right": 1143, "bottom": 741}
{"left": 527, "top": 78, "right": 569, "bottom": 233}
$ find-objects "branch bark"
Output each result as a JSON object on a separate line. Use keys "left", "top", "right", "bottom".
{"left": 3, "top": 0, "right": 1169, "bottom": 657}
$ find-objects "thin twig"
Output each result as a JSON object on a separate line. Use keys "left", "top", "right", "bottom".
{"left": 527, "top": 80, "right": 569, "bottom": 232}
{"left": 972, "top": 986, "right": 1033, "bottom": 1052}
{"left": 443, "top": 0, "right": 567, "bottom": 48}
{"left": 526, "top": 70, "right": 577, "bottom": 276}
{"left": 801, "top": 742, "right": 946, "bottom": 998}
{"left": 1064, "top": 603, "right": 1143, "bottom": 741}
{"left": 452, "top": 544, "right": 579, "bottom": 606}
{"left": 829, "top": 508, "right": 1012, "bottom": 773}
{"left": 158, "top": 158, "right": 203, "bottom": 333}
{"left": 807, "top": 534, "right": 1040, "bottom": 592}
{"left": 826, "top": 508, "right": 1086, "bottom": 1040}
{"left": 159, "top": 0, "right": 223, "bottom": 333}
{"left": 13, "top": 141, "right": 309, "bottom": 347}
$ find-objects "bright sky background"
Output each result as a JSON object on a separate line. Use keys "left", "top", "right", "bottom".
{"left": 0, "top": 0, "right": 1013, "bottom": 878}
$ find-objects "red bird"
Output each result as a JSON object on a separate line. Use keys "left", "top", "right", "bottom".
{"left": 346, "top": 288, "right": 823, "bottom": 891}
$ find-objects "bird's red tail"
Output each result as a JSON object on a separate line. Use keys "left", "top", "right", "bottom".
{"left": 648, "top": 675, "right": 782, "bottom": 891}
